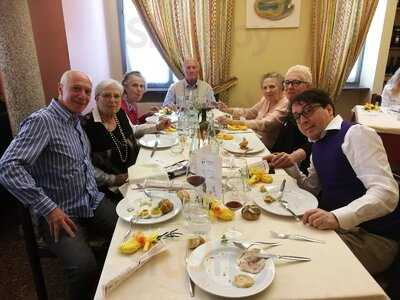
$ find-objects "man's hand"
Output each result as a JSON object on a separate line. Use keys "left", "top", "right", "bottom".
{"left": 302, "top": 208, "right": 339, "bottom": 230}
{"left": 157, "top": 117, "right": 172, "bottom": 130}
{"left": 114, "top": 173, "right": 128, "bottom": 186}
{"left": 263, "top": 152, "right": 296, "bottom": 169}
{"left": 46, "top": 208, "right": 77, "bottom": 242}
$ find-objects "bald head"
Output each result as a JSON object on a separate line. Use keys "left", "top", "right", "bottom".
{"left": 58, "top": 70, "right": 92, "bottom": 114}
{"left": 183, "top": 57, "right": 199, "bottom": 84}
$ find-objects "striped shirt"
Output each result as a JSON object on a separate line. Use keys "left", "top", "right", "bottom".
{"left": 0, "top": 99, "right": 104, "bottom": 218}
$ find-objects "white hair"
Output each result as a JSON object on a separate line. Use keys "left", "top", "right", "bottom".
{"left": 286, "top": 65, "right": 312, "bottom": 84}
{"left": 95, "top": 79, "right": 123, "bottom": 98}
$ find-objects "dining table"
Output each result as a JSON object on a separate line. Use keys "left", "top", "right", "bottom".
{"left": 353, "top": 104, "right": 400, "bottom": 174}
{"left": 94, "top": 126, "right": 389, "bottom": 300}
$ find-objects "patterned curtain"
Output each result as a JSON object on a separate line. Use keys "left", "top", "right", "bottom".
{"left": 133, "top": 0, "right": 237, "bottom": 100}
{"left": 312, "top": 0, "right": 378, "bottom": 100}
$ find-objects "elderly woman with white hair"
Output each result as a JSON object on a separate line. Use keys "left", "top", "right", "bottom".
{"left": 83, "top": 79, "right": 139, "bottom": 201}
{"left": 382, "top": 67, "right": 400, "bottom": 108}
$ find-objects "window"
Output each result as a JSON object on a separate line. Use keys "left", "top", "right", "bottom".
{"left": 119, "top": 0, "right": 176, "bottom": 90}
{"left": 346, "top": 49, "right": 364, "bottom": 85}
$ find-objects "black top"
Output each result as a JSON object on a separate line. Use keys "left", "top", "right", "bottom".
{"left": 82, "top": 109, "right": 138, "bottom": 183}
{"left": 271, "top": 114, "right": 311, "bottom": 174}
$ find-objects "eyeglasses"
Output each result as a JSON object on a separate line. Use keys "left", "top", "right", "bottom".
{"left": 283, "top": 79, "right": 307, "bottom": 87}
{"left": 292, "top": 104, "right": 321, "bottom": 121}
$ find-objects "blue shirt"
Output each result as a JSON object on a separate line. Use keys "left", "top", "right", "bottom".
{"left": 0, "top": 99, "right": 104, "bottom": 218}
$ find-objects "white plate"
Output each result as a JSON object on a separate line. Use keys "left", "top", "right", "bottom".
{"left": 223, "top": 134, "right": 265, "bottom": 154}
{"left": 187, "top": 241, "right": 275, "bottom": 298}
{"left": 145, "top": 112, "right": 179, "bottom": 124}
{"left": 253, "top": 184, "right": 318, "bottom": 217}
{"left": 116, "top": 190, "right": 182, "bottom": 224}
{"left": 139, "top": 134, "right": 178, "bottom": 149}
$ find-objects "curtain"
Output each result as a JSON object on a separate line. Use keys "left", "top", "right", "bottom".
{"left": 133, "top": 0, "right": 238, "bottom": 100}
{"left": 312, "top": 0, "right": 378, "bottom": 100}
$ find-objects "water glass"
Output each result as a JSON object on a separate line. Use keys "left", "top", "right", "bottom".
{"left": 183, "top": 196, "right": 211, "bottom": 235}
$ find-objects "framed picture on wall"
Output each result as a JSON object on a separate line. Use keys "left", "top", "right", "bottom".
{"left": 246, "top": 0, "right": 301, "bottom": 28}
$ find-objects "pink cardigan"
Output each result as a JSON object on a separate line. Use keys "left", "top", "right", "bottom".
{"left": 230, "top": 96, "right": 289, "bottom": 149}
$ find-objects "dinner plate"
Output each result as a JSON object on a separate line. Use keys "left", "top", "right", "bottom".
{"left": 138, "top": 134, "right": 178, "bottom": 149}
{"left": 116, "top": 190, "right": 182, "bottom": 224}
{"left": 223, "top": 134, "right": 265, "bottom": 154}
{"left": 187, "top": 241, "right": 275, "bottom": 298}
{"left": 253, "top": 184, "right": 318, "bottom": 217}
{"left": 145, "top": 112, "right": 179, "bottom": 124}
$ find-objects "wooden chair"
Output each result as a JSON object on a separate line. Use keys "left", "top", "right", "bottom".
{"left": 370, "top": 93, "right": 382, "bottom": 105}
{"left": 19, "top": 205, "right": 108, "bottom": 300}
{"left": 19, "top": 205, "right": 52, "bottom": 300}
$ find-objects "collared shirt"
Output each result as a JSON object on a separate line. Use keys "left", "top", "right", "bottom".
{"left": 163, "top": 79, "right": 216, "bottom": 108}
{"left": 0, "top": 99, "right": 104, "bottom": 218}
{"left": 285, "top": 115, "right": 399, "bottom": 230}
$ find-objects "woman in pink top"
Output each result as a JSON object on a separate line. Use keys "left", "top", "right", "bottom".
{"left": 217, "top": 72, "right": 289, "bottom": 149}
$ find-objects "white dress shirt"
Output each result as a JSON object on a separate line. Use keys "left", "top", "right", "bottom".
{"left": 285, "top": 115, "right": 399, "bottom": 230}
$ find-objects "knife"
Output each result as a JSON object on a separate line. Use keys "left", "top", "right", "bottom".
{"left": 185, "top": 248, "right": 195, "bottom": 297}
{"left": 150, "top": 134, "right": 159, "bottom": 158}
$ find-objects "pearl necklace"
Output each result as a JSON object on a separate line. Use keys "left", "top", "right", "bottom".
{"left": 107, "top": 116, "right": 128, "bottom": 163}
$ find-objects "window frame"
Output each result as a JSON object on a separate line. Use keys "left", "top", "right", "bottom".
{"left": 117, "top": 0, "right": 175, "bottom": 91}
{"left": 345, "top": 46, "right": 365, "bottom": 86}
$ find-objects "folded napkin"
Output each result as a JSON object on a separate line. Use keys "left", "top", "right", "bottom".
{"left": 102, "top": 241, "right": 167, "bottom": 298}
{"left": 133, "top": 179, "right": 192, "bottom": 191}
{"left": 128, "top": 163, "right": 169, "bottom": 184}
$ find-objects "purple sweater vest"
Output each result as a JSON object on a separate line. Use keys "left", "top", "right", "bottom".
{"left": 312, "top": 121, "right": 400, "bottom": 240}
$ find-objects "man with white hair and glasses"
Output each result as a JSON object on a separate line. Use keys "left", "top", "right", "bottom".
{"left": 264, "top": 65, "right": 312, "bottom": 173}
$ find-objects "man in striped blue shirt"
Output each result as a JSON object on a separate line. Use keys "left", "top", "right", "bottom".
{"left": 0, "top": 70, "right": 117, "bottom": 299}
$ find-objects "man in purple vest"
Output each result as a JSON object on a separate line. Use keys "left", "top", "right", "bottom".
{"left": 285, "top": 88, "right": 399, "bottom": 275}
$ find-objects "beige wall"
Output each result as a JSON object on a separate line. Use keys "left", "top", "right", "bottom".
{"left": 228, "top": 0, "right": 312, "bottom": 107}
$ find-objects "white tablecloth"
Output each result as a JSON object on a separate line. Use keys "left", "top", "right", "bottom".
{"left": 354, "top": 105, "right": 400, "bottom": 135}
{"left": 94, "top": 131, "right": 388, "bottom": 300}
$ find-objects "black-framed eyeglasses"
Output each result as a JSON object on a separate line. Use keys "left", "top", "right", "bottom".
{"left": 292, "top": 104, "right": 322, "bottom": 121}
{"left": 283, "top": 79, "right": 306, "bottom": 87}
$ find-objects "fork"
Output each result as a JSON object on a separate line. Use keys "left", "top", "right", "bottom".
{"left": 232, "top": 240, "right": 281, "bottom": 250}
{"left": 256, "top": 253, "right": 311, "bottom": 262}
{"left": 270, "top": 230, "right": 325, "bottom": 243}
{"left": 277, "top": 180, "right": 300, "bottom": 221}
{"left": 122, "top": 215, "right": 137, "bottom": 242}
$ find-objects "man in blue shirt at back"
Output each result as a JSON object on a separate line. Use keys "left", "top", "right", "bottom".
{"left": 0, "top": 70, "right": 117, "bottom": 300}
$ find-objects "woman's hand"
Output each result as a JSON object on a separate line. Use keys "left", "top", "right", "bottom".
{"left": 218, "top": 101, "right": 229, "bottom": 112}
{"left": 216, "top": 115, "right": 228, "bottom": 125}
{"left": 114, "top": 173, "right": 128, "bottom": 186}
{"left": 156, "top": 117, "right": 172, "bottom": 130}
{"left": 150, "top": 105, "right": 160, "bottom": 113}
